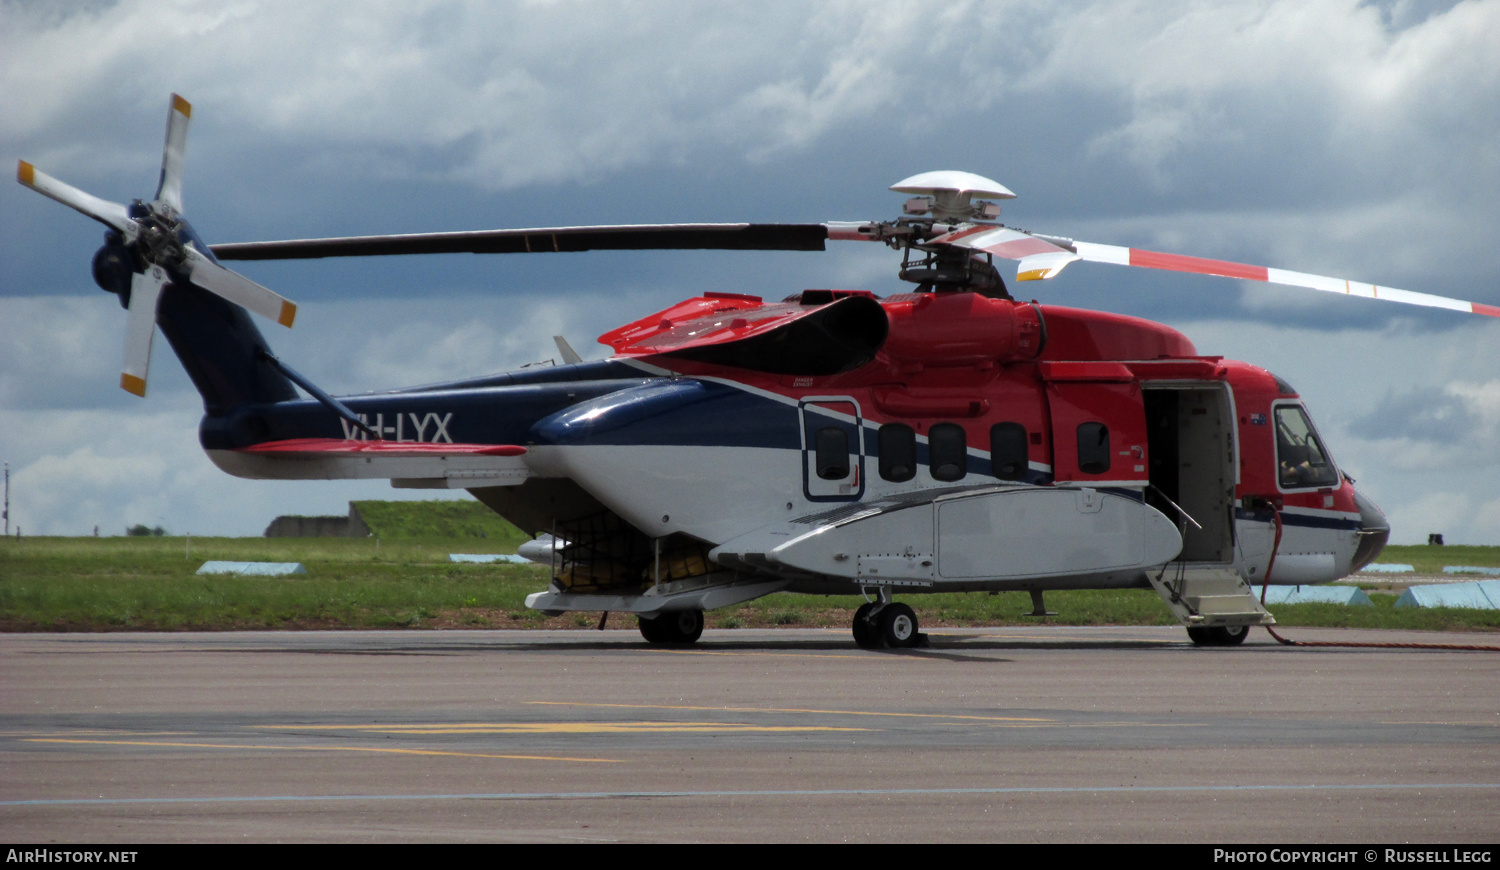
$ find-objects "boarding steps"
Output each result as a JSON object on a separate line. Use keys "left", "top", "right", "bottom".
{"left": 1148, "top": 566, "right": 1276, "bottom": 628}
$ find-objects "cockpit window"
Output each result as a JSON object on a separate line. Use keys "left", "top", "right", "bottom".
{"left": 1275, "top": 405, "right": 1339, "bottom": 489}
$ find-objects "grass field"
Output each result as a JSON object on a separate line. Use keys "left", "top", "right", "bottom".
{"left": 2, "top": 529, "right": 1497, "bottom": 634}
{"left": 1362, "top": 545, "right": 1500, "bottom": 576}
{"left": 351, "top": 500, "right": 531, "bottom": 546}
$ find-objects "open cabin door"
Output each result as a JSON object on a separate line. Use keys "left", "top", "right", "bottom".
{"left": 799, "top": 397, "right": 864, "bottom": 501}
{"left": 1141, "top": 383, "right": 1237, "bottom": 563}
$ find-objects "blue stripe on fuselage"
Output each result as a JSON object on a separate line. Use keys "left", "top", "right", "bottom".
{"left": 532, "top": 379, "right": 801, "bottom": 448}
{"left": 200, "top": 378, "right": 663, "bottom": 450}
{"left": 1234, "top": 506, "right": 1361, "bottom": 531}
{"left": 210, "top": 364, "right": 1053, "bottom": 488}
{"left": 534, "top": 379, "right": 1056, "bottom": 485}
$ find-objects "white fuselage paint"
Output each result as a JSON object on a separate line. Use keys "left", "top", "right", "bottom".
{"left": 526, "top": 444, "right": 803, "bottom": 545}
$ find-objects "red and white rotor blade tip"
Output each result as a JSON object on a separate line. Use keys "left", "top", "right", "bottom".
{"left": 184, "top": 246, "right": 297, "bottom": 328}
{"left": 120, "top": 268, "right": 168, "bottom": 396}
{"left": 930, "top": 225, "right": 1081, "bottom": 276}
{"left": 154, "top": 94, "right": 192, "bottom": 214}
{"left": 1067, "top": 241, "right": 1500, "bottom": 318}
{"left": 16, "top": 161, "right": 134, "bottom": 236}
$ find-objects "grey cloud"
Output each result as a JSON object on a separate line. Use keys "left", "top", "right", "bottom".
{"left": 1351, "top": 388, "right": 1480, "bottom": 443}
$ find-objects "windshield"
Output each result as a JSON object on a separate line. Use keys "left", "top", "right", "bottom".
{"left": 1275, "top": 404, "right": 1340, "bottom": 489}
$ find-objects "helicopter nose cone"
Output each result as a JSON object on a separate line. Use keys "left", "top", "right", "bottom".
{"left": 1349, "top": 488, "right": 1390, "bottom": 573}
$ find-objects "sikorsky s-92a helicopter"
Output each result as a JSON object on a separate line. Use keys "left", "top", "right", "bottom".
{"left": 20, "top": 95, "right": 1498, "bottom": 648}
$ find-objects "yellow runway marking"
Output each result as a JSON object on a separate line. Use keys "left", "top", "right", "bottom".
{"left": 22, "top": 738, "right": 620, "bottom": 763}
{"left": 1, "top": 730, "right": 192, "bottom": 738}
{"left": 258, "top": 722, "right": 867, "bottom": 735}
{"left": 949, "top": 632, "right": 1179, "bottom": 644}
{"left": 648, "top": 649, "right": 875, "bottom": 660}
{"left": 1378, "top": 721, "right": 1500, "bottom": 727}
{"left": 528, "top": 701, "right": 1053, "bottom": 723}
{"left": 982, "top": 722, "right": 1206, "bottom": 729}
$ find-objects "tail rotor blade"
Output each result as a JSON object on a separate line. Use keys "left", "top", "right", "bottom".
{"left": 154, "top": 94, "right": 191, "bottom": 213}
{"left": 17, "top": 161, "right": 135, "bottom": 237}
{"left": 183, "top": 246, "right": 297, "bottom": 327}
{"left": 121, "top": 268, "right": 168, "bottom": 396}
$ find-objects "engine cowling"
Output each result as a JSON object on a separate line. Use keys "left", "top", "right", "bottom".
{"left": 881, "top": 293, "right": 1044, "bottom": 366}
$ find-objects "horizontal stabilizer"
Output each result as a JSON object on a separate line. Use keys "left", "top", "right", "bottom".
{"left": 212, "top": 438, "right": 532, "bottom": 488}
{"left": 239, "top": 438, "right": 526, "bottom": 456}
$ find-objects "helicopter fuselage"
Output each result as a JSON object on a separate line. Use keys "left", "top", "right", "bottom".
{"left": 202, "top": 288, "right": 1389, "bottom": 623}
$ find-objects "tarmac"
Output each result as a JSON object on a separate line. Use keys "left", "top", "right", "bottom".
{"left": 2, "top": 625, "right": 1497, "bottom": 842}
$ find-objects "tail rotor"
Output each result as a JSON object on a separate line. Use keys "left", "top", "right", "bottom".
{"left": 17, "top": 93, "right": 298, "bottom": 397}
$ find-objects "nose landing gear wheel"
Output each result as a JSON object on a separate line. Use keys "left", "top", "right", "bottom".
{"left": 1186, "top": 624, "right": 1250, "bottom": 646}
{"left": 639, "top": 609, "right": 705, "bottom": 645}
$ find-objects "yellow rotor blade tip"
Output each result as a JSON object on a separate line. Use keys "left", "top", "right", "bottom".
{"left": 278, "top": 300, "right": 297, "bottom": 328}
{"left": 120, "top": 374, "right": 148, "bottom": 397}
{"left": 18, "top": 161, "right": 34, "bottom": 186}
{"left": 171, "top": 94, "right": 192, "bottom": 117}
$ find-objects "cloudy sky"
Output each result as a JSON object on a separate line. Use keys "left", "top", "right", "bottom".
{"left": 2, "top": 0, "right": 1498, "bottom": 543}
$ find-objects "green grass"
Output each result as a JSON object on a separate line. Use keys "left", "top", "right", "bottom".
{"left": 1374, "top": 544, "right": 1500, "bottom": 575}
{"left": 352, "top": 499, "right": 529, "bottom": 545}
{"left": 0, "top": 535, "right": 548, "bottom": 631}
{"left": 1, "top": 536, "right": 1497, "bottom": 633}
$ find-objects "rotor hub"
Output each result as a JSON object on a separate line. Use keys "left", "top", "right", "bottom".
{"left": 130, "top": 202, "right": 188, "bottom": 269}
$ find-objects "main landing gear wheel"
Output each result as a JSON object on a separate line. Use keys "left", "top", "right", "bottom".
{"left": 1186, "top": 624, "right": 1250, "bottom": 647}
{"left": 639, "top": 610, "right": 704, "bottom": 645}
{"left": 879, "top": 603, "right": 920, "bottom": 648}
{"left": 852, "top": 602, "right": 923, "bottom": 649}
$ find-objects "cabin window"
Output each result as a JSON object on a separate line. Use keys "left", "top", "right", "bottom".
{"left": 1274, "top": 405, "right": 1339, "bottom": 489}
{"left": 814, "top": 427, "right": 850, "bottom": 480}
{"left": 878, "top": 424, "right": 917, "bottom": 482}
{"left": 1077, "top": 422, "right": 1110, "bottom": 475}
{"left": 929, "top": 422, "right": 967, "bottom": 482}
{"left": 990, "top": 422, "right": 1029, "bottom": 481}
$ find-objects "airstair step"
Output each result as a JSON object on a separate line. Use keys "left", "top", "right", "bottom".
{"left": 1149, "top": 567, "right": 1276, "bottom": 627}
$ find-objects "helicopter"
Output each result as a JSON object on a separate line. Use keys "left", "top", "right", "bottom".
{"left": 19, "top": 95, "right": 1498, "bottom": 649}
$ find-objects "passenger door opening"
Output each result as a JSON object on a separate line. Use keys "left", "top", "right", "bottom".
{"left": 1143, "top": 384, "right": 1236, "bottom": 563}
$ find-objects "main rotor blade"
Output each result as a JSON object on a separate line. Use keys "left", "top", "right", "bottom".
{"left": 928, "top": 224, "right": 1080, "bottom": 272}
{"left": 17, "top": 161, "right": 135, "bottom": 236}
{"left": 211, "top": 223, "right": 832, "bottom": 260}
{"left": 153, "top": 94, "right": 192, "bottom": 214}
{"left": 1059, "top": 239, "right": 1500, "bottom": 318}
{"left": 183, "top": 246, "right": 297, "bottom": 327}
{"left": 121, "top": 268, "right": 167, "bottom": 396}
